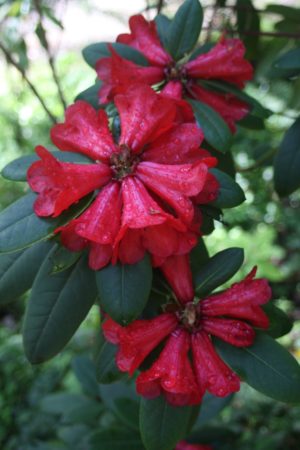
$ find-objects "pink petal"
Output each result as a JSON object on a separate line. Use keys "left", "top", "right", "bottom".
{"left": 115, "top": 313, "right": 178, "bottom": 375}
{"left": 202, "top": 317, "right": 255, "bottom": 347}
{"left": 56, "top": 220, "right": 88, "bottom": 252}
{"left": 88, "top": 242, "right": 113, "bottom": 270}
{"left": 97, "top": 49, "right": 164, "bottom": 103}
{"left": 160, "top": 81, "right": 195, "bottom": 123}
{"left": 117, "top": 14, "right": 172, "bottom": 66}
{"left": 188, "top": 84, "right": 249, "bottom": 132}
{"left": 136, "top": 328, "right": 202, "bottom": 406}
{"left": 159, "top": 254, "right": 194, "bottom": 303}
{"left": 192, "top": 331, "right": 240, "bottom": 397}
{"left": 136, "top": 161, "right": 209, "bottom": 222}
{"left": 28, "top": 146, "right": 111, "bottom": 217}
{"left": 193, "top": 172, "right": 219, "bottom": 205}
{"left": 115, "top": 85, "right": 176, "bottom": 152}
{"left": 117, "top": 229, "right": 145, "bottom": 265}
{"left": 185, "top": 37, "right": 253, "bottom": 87}
{"left": 50, "top": 101, "right": 117, "bottom": 162}
{"left": 102, "top": 317, "right": 122, "bottom": 344}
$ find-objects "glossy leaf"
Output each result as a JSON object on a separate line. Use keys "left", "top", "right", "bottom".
{"left": 75, "top": 80, "right": 102, "bottom": 109}
{"left": 266, "top": 4, "right": 300, "bottom": 23}
{"left": 155, "top": 14, "right": 171, "bottom": 49}
{"left": 113, "top": 398, "right": 140, "bottom": 431}
{"left": 99, "top": 380, "right": 137, "bottom": 412}
{"left": 194, "top": 247, "right": 244, "bottom": 296}
{"left": 194, "top": 392, "right": 233, "bottom": 427}
{"left": 72, "top": 355, "right": 100, "bottom": 398}
{"left": 94, "top": 331, "right": 124, "bottom": 384}
{"left": 190, "top": 238, "right": 209, "bottom": 280}
{"left": 0, "top": 240, "right": 53, "bottom": 305}
{"left": 96, "top": 255, "right": 152, "bottom": 325}
{"left": 82, "top": 42, "right": 148, "bottom": 68}
{"left": 236, "top": 0, "right": 260, "bottom": 58}
{"left": 50, "top": 246, "right": 82, "bottom": 274}
{"left": 167, "top": 0, "right": 203, "bottom": 60}
{"left": 23, "top": 248, "right": 97, "bottom": 363}
{"left": 0, "top": 193, "right": 93, "bottom": 254}
{"left": 211, "top": 168, "right": 245, "bottom": 209}
{"left": 89, "top": 429, "right": 143, "bottom": 450}
{"left": 189, "top": 99, "right": 232, "bottom": 152}
{"left": 273, "top": 48, "right": 300, "bottom": 77}
{"left": 215, "top": 332, "right": 300, "bottom": 403}
{"left": 140, "top": 396, "right": 193, "bottom": 450}
{"left": 274, "top": 117, "right": 300, "bottom": 196}
{"left": 263, "top": 303, "right": 293, "bottom": 338}
{"left": 2, "top": 151, "right": 92, "bottom": 182}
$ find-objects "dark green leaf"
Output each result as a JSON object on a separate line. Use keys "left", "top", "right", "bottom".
{"left": 89, "top": 429, "right": 143, "bottom": 450}
{"left": 35, "top": 23, "right": 48, "bottom": 50}
{"left": 215, "top": 332, "right": 300, "bottom": 403}
{"left": 0, "top": 193, "right": 93, "bottom": 253}
{"left": 50, "top": 246, "right": 82, "bottom": 274}
{"left": 140, "top": 396, "right": 193, "bottom": 450}
{"left": 82, "top": 42, "right": 148, "bottom": 68}
{"left": 194, "top": 247, "right": 244, "bottom": 296}
{"left": 273, "top": 48, "right": 300, "bottom": 77}
{"left": 211, "top": 168, "right": 245, "bottom": 208}
{"left": 94, "top": 331, "right": 124, "bottom": 384}
{"left": 166, "top": 0, "right": 203, "bottom": 60}
{"left": 189, "top": 425, "right": 237, "bottom": 445}
{"left": 99, "top": 379, "right": 137, "bottom": 411}
{"left": 238, "top": 114, "right": 265, "bottom": 130}
{"left": 114, "top": 398, "right": 140, "bottom": 431}
{"left": 263, "top": 303, "right": 293, "bottom": 338}
{"left": 236, "top": 0, "right": 260, "bottom": 58}
{"left": 189, "top": 99, "right": 232, "bottom": 152}
{"left": 75, "top": 80, "right": 102, "bottom": 109}
{"left": 155, "top": 14, "right": 171, "bottom": 49}
{"left": 96, "top": 255, "right": 152, "bottom": 325}
{"left": 194, "top": 392, "right": 233, "bottom": 427}
{"left": 0, "top": 240, "right": 53, "bottom": 305}
{"left": 189, "top": 43, "right": 214, "bottom": 60}
{"left": 190, "top": 238, "right": 209, "bottom": 280}
{"left": 23, "top": 248, "right": 97, "bottom": 363}
{"left": 205, "top": 146, "right": 236, "bottom": 178}
{"left": 274, "top": 117, "right": 300, "bottom": 196}
{"left": 72, "top": 355, "right": 100, "bottom": 398}
{"left": 2, "top": 151, "right": 92, "bottom": 182}
{"left": 266, "top": 4, "right": 300, "bottom": 23}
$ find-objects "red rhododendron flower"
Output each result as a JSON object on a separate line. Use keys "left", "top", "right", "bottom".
{"left": 103, "top": 267, "right": 271, "bottom": 405}
{"left": 96, "top": 15, "right": 253, "bottom": 130}
{"left": 175, "top": 441, "right": 213, "bottom": 450}
{"left": 27, "top": 85, "right": 218, "bottom": 269}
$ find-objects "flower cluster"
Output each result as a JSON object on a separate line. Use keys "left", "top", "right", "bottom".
{"left": 97, "top": 15, "right": 253, "bottom": 131}
{"left": 103, "top": 267, "right": 271, "bottom": 406}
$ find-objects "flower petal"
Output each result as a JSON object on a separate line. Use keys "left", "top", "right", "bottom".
{"left": 192, "top": 331, "right": 240, "bottom": 397}
{"left": 202, "top": 317, "right": 255, "bottom": 347}
{"left": 28, "top": 146, "right": 111, "bottom": 217}
{"left": 102, "top": 317, "right": 122, "bottom": 344}
{"left": 117, "top": 14, "right": 172, "bottom": 66}
{"left": 185, "top": 37, "right": 253, "bottom": 87}
{"left": 88, "top": 242, "right": 113, "bottom": 270}
{"left": 115, "top": 85, "right": 176, "bottom": 152}
{"left": 176, "top": 441, "right": 213, "bottom": 450}
{"left": 117, "top": 229, "right": 145, "bottom": 265}
{"left": 50, "top": 101, "right": 117, "bottom": 162}
{"left": 159, "top": 254, "right": 194, "bottom": 303}
{"left": 193, "top": 172, "right": 219, "bottom": 204}
{"left": 137, "top": 328, "right": 202, "bottom": 406}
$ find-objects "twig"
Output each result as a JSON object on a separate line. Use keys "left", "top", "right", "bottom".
{"left": 0, "top": 41, "right": 57, "bottom": 124}
{"left": 33, "top": 0, "right": 67, "bottom": 110}
{"left": 157, "top": 0, "right": 164, "bottom": 15}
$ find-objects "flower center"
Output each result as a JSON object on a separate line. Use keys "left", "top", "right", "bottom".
{"left": 178, "top": 302, "right": 201, "bottom": 332}
{"left": 164, "top": 62, "right": 187, "bottom": 82}
{"left": 110, "top": 145, "right": 139, "bottom": 180}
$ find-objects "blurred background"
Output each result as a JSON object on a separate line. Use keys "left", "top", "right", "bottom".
{"left": 0, "top": 0, "right": 300, "bottom": 449}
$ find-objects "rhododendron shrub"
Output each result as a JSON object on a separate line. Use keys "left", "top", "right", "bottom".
{"left": 0, "top": 1, "right": 300, "bottom": 449}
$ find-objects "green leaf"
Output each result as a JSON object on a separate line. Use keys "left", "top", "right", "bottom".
{"left": 0, "top": 240, "right": 53, "bottom": 305}
{"left": 273, "top": 48, "right": 300, "bottom": 77}
{"left": 89, "top": 429, "right": 143, "bottom": 450}
{"left": 75, "top": 80, "right": 102, "bottom": 109}
{"left": 190, "top": 238, "right": 209, "bottom": 280}
{"left": 114, "top": 398, "right": 140, "bottom": 431}
{"left": 266, "top": 4, "right": 300, "bottom": 23}
{"left": 211, "top": 168, "right": 245, "bottom": 209}
{"left": 2, "top": 151, "right": 92, "bottom": 182}
{"left": 189, "top": 99, "right": 232, "bottom": 152}
{"left": 50, "top": 246, "right": 82, "bottom": 274}
{"left": 72, "top": 355, "right": 100, "bottom": 398}
{"left": 140, "top": 396, "right": 193, "bottom": 450}
{"left": 215, "top": 332, "right": 300, "bottom": 403}
{"left": 23, "top": 248, "right": 97, "bottom": 363}
{"left": 236, "top": 0, "right": 260, "bottom": 58}
{"left": 82, "top": 42, "right": 148, "bottom": 68}
{"left": 155, "top": 14, "right": 171, "bottom": 49}
{"left": 0, "top": 193, "right": 93, "bottom": 254}
{"left": 166, "top": 0, "right": 203, "bottom": 60}
{"left": 189, "top": 43, "right": 214, "bottom": 60}
{"left": 94, "top": 331, "right": 124, "bottom": 384}
{"left": 194, "top": 392, "right": 233, "bottom": 427}
{"left": 274, "top": 117, "right": 300, "bottom": 196}
{"left": 238, "top": 114, "right": 265, "bottom": 130}
{"left": 263, "top": 303, "right": 293, "bottom": 339}
{"left": 99, "top": 379, "right": 137, "bottom": 411}
{"left": 96, "top": 255, "right": 152, "bottom": 325}
{"left": 194, "top": 247, "right": 244, "bottom": 296}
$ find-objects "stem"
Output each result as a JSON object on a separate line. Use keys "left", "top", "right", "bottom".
{"left": 33, "top": 0, "right": 67, "bottom": 110}
{"left": 0, "top": 41, "right": 57, "bottom": 124}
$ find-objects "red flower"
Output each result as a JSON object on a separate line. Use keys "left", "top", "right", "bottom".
{"left": 103, "top": 267, "right": 271, "bottom": 406}
{"left": 28, "top": 85, "right": 217, "bottom": 269}
{"left": 175, "top": 442, "right": 213, "bottom": 450}
{"left": 96, "top": 15, "right": 253, "bottom": 130}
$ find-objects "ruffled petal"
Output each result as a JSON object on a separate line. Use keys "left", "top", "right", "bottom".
{"left": 117, "top": 15, "right": 172, "bottom": 66}
{"left": 159, "top": 254, "right": 194, "bottom": 303}
{"left": 111, "top": 313, "right": 178, "bottom": 375}
{"left": 28, "top": 146, "right": 111, "bottom": 217}
{"left": 192, "top": 331, "right": 240, "bottom": 397}
{"left": 50, "top": 101, "right": 117, "bottom": 162}
{"left": 136, "top": 161, "right": 208, "bottom": 222}
{"left": 115, "top": 84, "right": 176, "bottom": 152}
{"left": 188, "top": 83, "right": 249, "bottom": 132}
{"left": 136, "top": 328, "right": 202, "bottom": 406}
{"left": 202, "top": 317, "right": 255, "bottom": 347}
{"left": 142, "top": 123, "right": 204, "bottom": 165}
{"left": 97, "top": 49, "right": 164, "bottom": 103}
{"left": 185, "top": 37, "right": 253, "bottom": 87}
